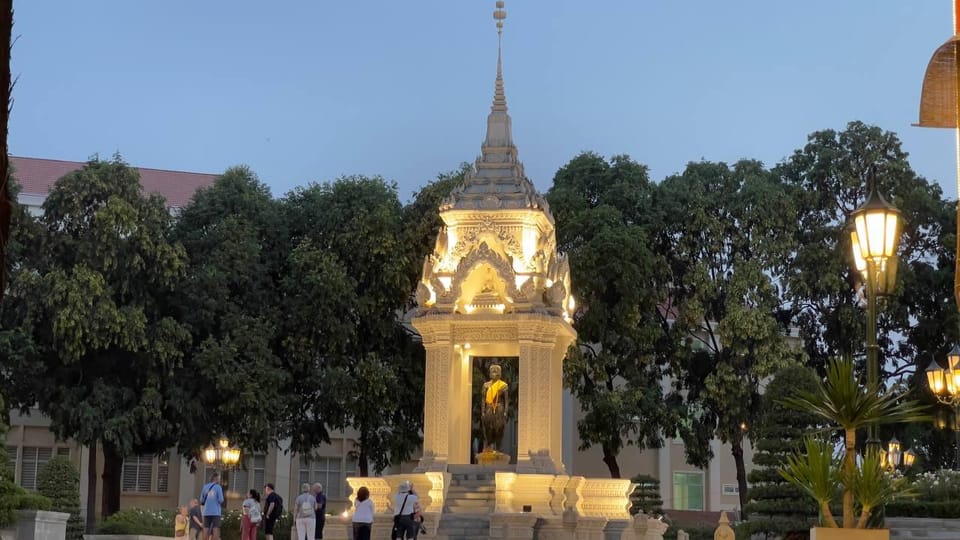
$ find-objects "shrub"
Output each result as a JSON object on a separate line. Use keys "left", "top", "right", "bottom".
{"left": 37, "top": 456, "right": 84, "bottom": 540}
{"left": 98, "top": 508, "right": 177, "bottom": 536}
{"left": 17, "top": 492, "right": 52, "bottom": 511}
{"left": 885, "top": 500, "right": 960, "bottom": 518}
{"left": 629, "top": 474, "right": 663, "bottom": 516}
{"left": 909, "top": 469, "right": 960, "bottom": 501}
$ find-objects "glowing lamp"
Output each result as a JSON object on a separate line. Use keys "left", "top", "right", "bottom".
{"left": 852, "top": 188, "right": 902, "bottom": 267}
{"left": 887, "top": 437, "right": 901, "bottom": 467}
{"left": 204, "top": 447, "right": 217, "bottom": 464}
{"left": 927, "top": 360, "right": 947, "bottom": 396}
{"left": 903, "top": 449, "right": 916, "bottom": 468}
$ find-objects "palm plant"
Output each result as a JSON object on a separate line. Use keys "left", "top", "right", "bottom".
{"left": 779, "top": 356, "right": 928, "bottom": 528}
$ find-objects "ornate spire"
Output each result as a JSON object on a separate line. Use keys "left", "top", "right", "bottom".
{"left": 440, "top": 0, "right": 550, "bottom": 216}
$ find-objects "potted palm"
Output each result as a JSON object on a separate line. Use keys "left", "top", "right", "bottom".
{"left": 779, "top": 357, "right": 928, "bottom": 540}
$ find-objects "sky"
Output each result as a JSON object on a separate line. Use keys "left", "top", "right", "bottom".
{"left": 9, "top": 1, "right": 959, "bottom": 202}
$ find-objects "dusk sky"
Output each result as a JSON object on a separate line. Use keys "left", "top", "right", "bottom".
{"left": 9, "top": 1, "right": 957, "bottom": 201}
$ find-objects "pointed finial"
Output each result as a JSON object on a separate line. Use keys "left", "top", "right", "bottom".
{"left": 491, "top": 1, "right": 507, "bottom": 113}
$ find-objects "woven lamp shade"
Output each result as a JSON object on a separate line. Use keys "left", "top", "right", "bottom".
{"left": 916, "top": 35, "right": 960, "bottom": 128}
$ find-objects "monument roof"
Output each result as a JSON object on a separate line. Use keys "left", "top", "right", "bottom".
{"left": 440, "top": 7, "right": 550, "bottom": 218}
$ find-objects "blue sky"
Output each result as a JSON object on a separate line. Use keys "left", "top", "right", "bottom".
{"left": 9, "top": 1, "right": 957, "bottom": 201}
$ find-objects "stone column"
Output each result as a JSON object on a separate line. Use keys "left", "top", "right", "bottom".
{"left": 516, "top": 335, "right": 566, "bottom": 474}
{"left": 417, "top": 341, "right": 470, "bottom": 471}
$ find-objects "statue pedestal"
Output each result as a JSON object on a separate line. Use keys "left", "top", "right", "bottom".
{"left": 477, "top": 450, "right": 511, "bottom": 466}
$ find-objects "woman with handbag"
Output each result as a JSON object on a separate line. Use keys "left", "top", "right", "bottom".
{"left": 241, "top": 489, "right": 262, "bottom": 540}
{"left": 391, "top": 481, "right": 420, "bottom": 540}
{"left": 174, "top": 506, "right": 189, "bottom": 539}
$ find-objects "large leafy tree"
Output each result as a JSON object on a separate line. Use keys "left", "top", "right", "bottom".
{"left": 282, "top": 175, "right": 422, "bottom": 475}
{"left": 657, "top": 159, "right": 799, "bottom": 510}
{"left": 0, "top": 157, "right": 189, "bottom": 517}
{"left": 777, "top": 121, "right": 951, "bottom": 379}
{"left": 170, "top": 166, "right": 291, "bottom": 454}
{"left": 547, "top": 152, "right": 682, "bottom": 478}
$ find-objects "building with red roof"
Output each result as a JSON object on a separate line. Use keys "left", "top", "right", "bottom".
{"left": 12, "top": 156, "right": 219, "bottom": 215}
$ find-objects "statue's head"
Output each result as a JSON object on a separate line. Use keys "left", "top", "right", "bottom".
{"left": 489, "top": 364, "right": 502, "bottom": 381}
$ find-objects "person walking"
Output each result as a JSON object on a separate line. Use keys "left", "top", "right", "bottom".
{"left": 351, "top": 487, "right": 374, "bottom": 540}
{"left": 200, "top": 473, "right": 225, "bottom": 540}
{"left": 294, "top": 483, "right": 316, "bottom": 540}
{"left": 312, "top": 483, "right": 326, "bottom": 539}
{"left": 392, "top": 481, "right": 420, "bottom": 540}
{"left": 188, "top": 499, "right": 203, "bottom": 540}
{"left": 262, "top": 483, "right": 282, "bottom": 540}
{"left": 241, "top": 489, "right": 262, "bottom": 540}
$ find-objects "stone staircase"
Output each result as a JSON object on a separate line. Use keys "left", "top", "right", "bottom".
{"left": 433, "top": 466, "right": 503, "bottom": 540}
{"left": 889, "top": 517, "right": 960, "bottom": 539}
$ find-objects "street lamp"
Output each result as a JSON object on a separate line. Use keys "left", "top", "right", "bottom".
{"left": 849, "top": 183, "right": 903, "bottom": 455}
{"left": 925, "top": 346, "right": 960, "bottom": 468}
{"left": 879, "top": 437, "right": 916, "bottom": 471}
{"left": 203, "top": 438, "right": 241, "bottom": 489}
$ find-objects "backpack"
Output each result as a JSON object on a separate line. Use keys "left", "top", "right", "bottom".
{"left": 249, "top": 504, "right": 262, "bottom": 524}
{"left": 272, "top": 495, "right": 283, "bottom": 519}
{"left": 299, "top": 498, "right": 315, "bottom": 518}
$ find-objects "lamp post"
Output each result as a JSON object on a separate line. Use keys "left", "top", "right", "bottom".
{"left": 203, "top": 438, "right": 241, "bottom": 490}
{"left": 849, "top": 183, "right": 903, "bottom": 455}
{"left": 879, "top": 437, "right": 916, "bottom": 472}
{"left": 925, "top": 345, "right": 960, "bottom": 469}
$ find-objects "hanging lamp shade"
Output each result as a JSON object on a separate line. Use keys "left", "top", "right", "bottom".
{"left": 927, "top": 359, "right": 947, "bottom": 396}
{"left": 915, "top": 35, "right": 960, "bottom": 128}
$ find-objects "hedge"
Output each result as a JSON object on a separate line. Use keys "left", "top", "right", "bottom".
{"left": 886, "top": 500, "right": 960, "bottom": 518}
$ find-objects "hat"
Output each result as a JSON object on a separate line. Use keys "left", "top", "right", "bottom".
{"left": 398, "top": 480, "right": 412, "bottom": 493}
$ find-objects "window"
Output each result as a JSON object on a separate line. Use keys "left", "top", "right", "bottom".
{"left": 673, "top": 471, "right": 704, "bottom": 511}
{"left": 6, "top": 446, "right": 17, "bottom": 481}
{"left": 57, "top": 447, "right": 70, "bottom": 459}
{"left": 19, "top": 447, "right": 53, "bottom": 490}
{"left": 722, "top": 484, "right": 739, "bottom": 496}
{"left": 232, "top": 454, "right": 266, "bottom": 496}
{"left": 299, "top": 456, "right": 357, "bottom": 499}
{"left": 122, "top": 454, "right": 169, "bottom": 494}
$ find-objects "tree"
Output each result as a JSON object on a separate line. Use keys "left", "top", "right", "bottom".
{"left": 0, "top": 157, "right": 189, "bottom": 518}
{"left": 628, "top": 474, "right": 663, "bottom": 517}
{"left": 0, "top": 0, "right": 13, "bottom": 302}
{"left": 777, "top": 121, "right": 952, "bottom": 380}
{"left": 547, "top": 152, "right": 682, "bottom": 478}
{"left": 740, "top": 365, "right": 819, "bottom": 538}
{"left": 656, "top": 160, "right": 799, "bottom": 511}
{"left": 782, "top": 357, "right": 928, "bottom": 528}
{"left": 170, "top": 166, "right": 291, "bottom": 455}
{"left": 282, "top": 175, "right": 422, "bottom": 475}
{"left": 38, "top": 456, "right": 84, "bottom": 540}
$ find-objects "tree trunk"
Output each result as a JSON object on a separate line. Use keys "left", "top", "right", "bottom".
{"left": 602, "top": 444, "right": 621, "bottom": 478}
{"left": 843, "top": 429, "right": 856, "bottom": 529}
{"left": 357, "top": 429, "right": 368, "bottom": 477}
{"left": 731, "top": 438, "right": 749, "bottom": 518}
{"left": 100, "top": 445, "right": 123, "bottom": 519}
{"left": 85, "top": 441, "right": 97, "bottom": 532}
{"left": 0, "top": 0, "right": 12, "bottom": 302}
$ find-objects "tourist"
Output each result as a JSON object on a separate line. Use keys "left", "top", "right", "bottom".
{"left": 312, "top": 482, "right": 326, "bottom": 539}
{"left": 263, "top": 483, "right": 282, "bottom": 540}
{"left": 175, "top": 506, "right": 189, "bottom": 539}
{"left": 188, "top": 499, "right": 203, "bottom": 540}
{"left": 392, "top": 481, "right": 420, "bottom": 539}
{"left": 241, "top": 489, "right": 262, "bottom": 540}
{"left": 200, "top": 473, "right": 225, "bottom": 540}
{"left": 294, "top": 483, "right": 316, "bottom": 540}
{"left": 351, "top": 487, "right": 373, "bottom": 540}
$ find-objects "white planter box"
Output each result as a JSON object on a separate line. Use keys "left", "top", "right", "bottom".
{"left": 16, "top": 510, "right": 69, "bottom": 540}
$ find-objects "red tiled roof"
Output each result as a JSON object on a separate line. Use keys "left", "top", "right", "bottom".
{"left": 11, "top": 156, "right": 218, "bottom": 208}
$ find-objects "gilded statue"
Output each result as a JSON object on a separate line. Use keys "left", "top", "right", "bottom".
{"left": 480, "top": 364, "right": 509, "bottom": 453}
